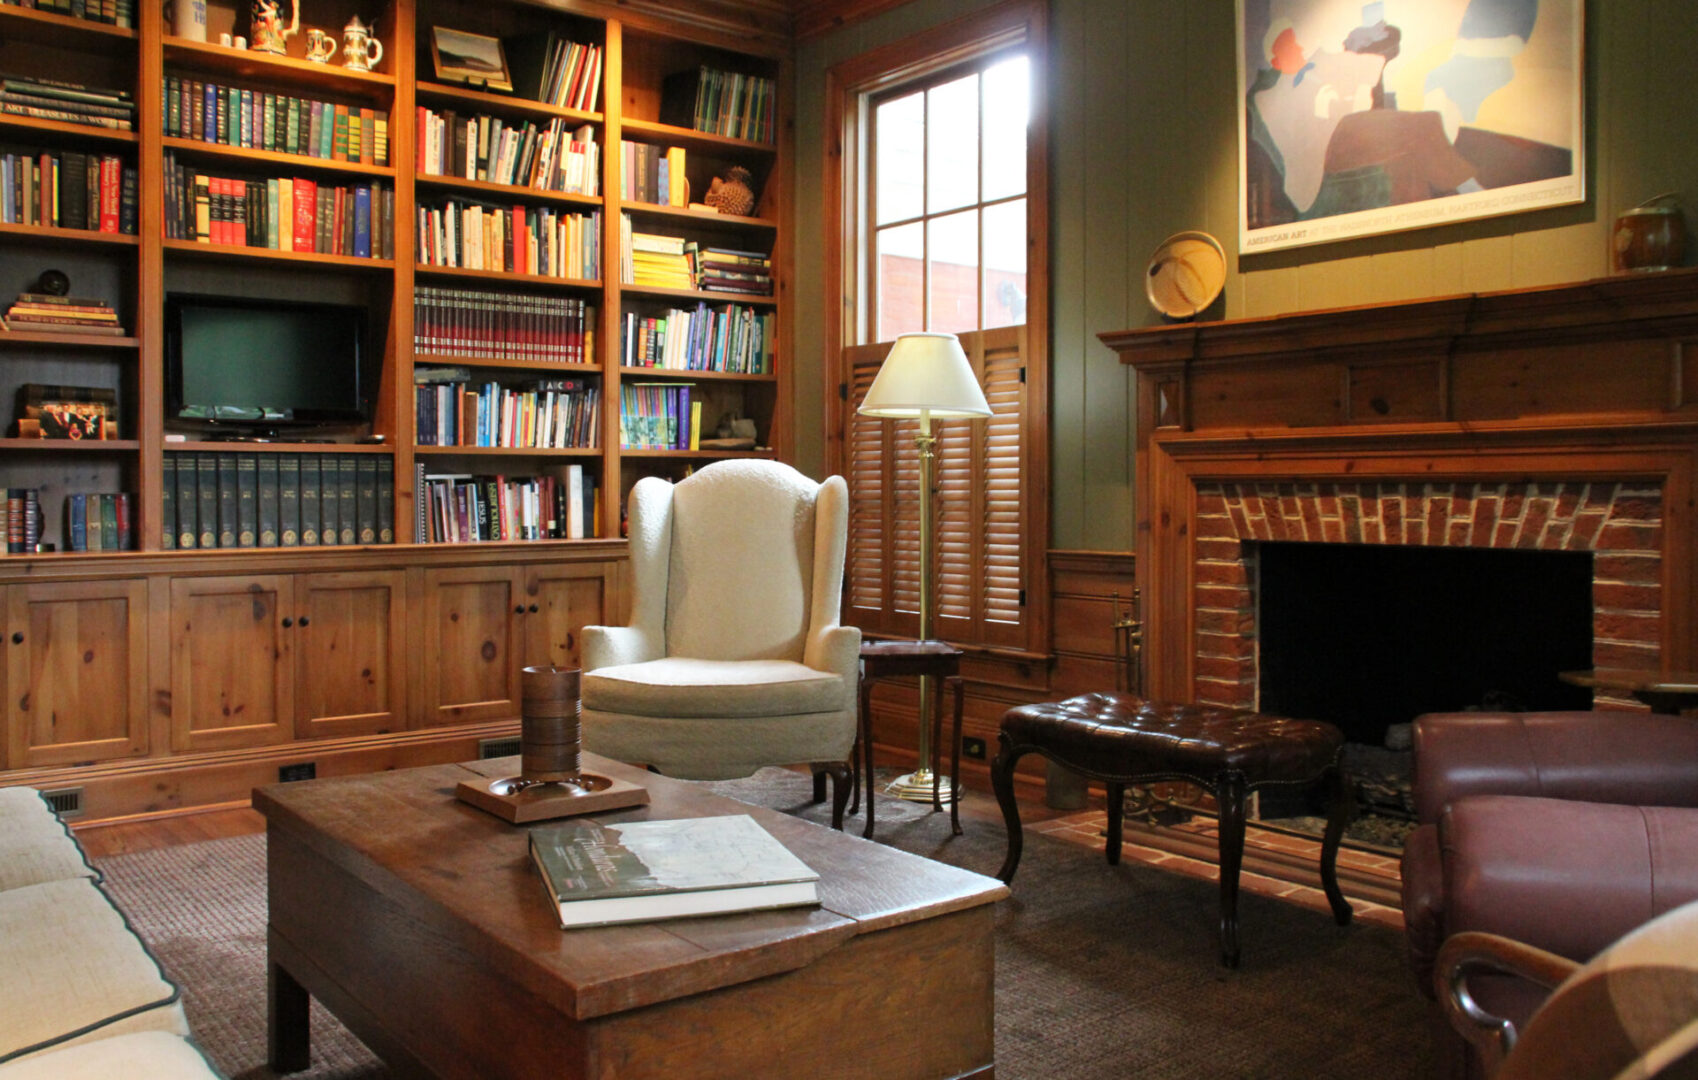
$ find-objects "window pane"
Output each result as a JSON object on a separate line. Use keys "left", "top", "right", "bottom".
{"left": 877, "top": 223, "right": 925, "bottom": 340}
{"left": 926, "top": 73, "right": 979, "bottom": 214}
{"left": 875, "top": 91, "right": 924, "bottom": 226}
{"left": 982, "top": 198, "right": 1026, "bottom": 329}
{"left": 928, "top": 210, "right": 978, "bottom": 335}
{"left": 981, "top": 56, "right": 1028, "bottom": 202}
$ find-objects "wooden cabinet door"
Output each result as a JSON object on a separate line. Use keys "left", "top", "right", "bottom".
{"left": 521, "top": 562, "right": 614, "bottom": 670}
{"left": 5, "top": 580, "right": 149, "bottom": 769}
{"left": 169, "top": 575, "right": 294, "bottom": 752}
{"left": 294, "top": 570, "right": 406, "bottom": 740}
{"left": 416, "top": 565, "right": 521, "bottom": 727}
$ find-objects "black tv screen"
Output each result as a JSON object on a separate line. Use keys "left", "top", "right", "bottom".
{"left": 166, "top": 294, "right": 368, "bottom": 430}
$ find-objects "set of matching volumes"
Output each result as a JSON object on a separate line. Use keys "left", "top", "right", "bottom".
{"left": 64, "top": 492, "right": 130, "bottom": 551}
{"left": 5, "top": 293, "right": 123, "bottom": 337}
{"left": 0, "top": 74, "right": 134, "bottom": 130}
{"left": 1, "top": 149, "right": 134, "bottom": 232}
{"left": 163, "top": 151, "right": 393, "bottom": 258}
{"left": 0, "top": 0, "right": 132, "bottom": 27}
{"left": 661, "top": 66, "right": 776, "bottom": 144}
{"left": 416, "top": 109, "right": 598, "bottom": 196}
{"left": 162, "top": 76, "right": 390, "bottom": 167}
{"left": 502, "top": 33, "right": 602, "bottom": 112}
{"left": 416, "top": 199, "right": 598, "bottom": 277}
{"left": 619, "top": 381, "right": 696, "bottom": 450}
{"left": 1, "top": 488, "right": 40, "bottom": 554}
{"left": 417, "top": 463, "right": 598, "bottom": 542}
{"left": 161, "top": 452, "right": 395, "bottom": 550}
{"left": 413, "top": 285, "right": 595, "bottom": 364}
{"left": 621, "top": 302, "right": 773, "bottom": 374}
{"left": 415, "top": 368, "right": 601, "bottom": 449}
{"left": 618, "top": 141, "right": 686, "bottom": 207}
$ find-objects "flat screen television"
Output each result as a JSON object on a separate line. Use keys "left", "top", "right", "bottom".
{"left": 165, "top": 293, "right": 369, "bottom": 435}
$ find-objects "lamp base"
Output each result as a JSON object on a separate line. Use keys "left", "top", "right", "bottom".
{"left": 885, "top": 767, "right": 960, "bottom": 804}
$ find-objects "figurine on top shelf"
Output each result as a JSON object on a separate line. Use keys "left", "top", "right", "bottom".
{"left": 250, "top": 0, "right": 299, "bottom": 56}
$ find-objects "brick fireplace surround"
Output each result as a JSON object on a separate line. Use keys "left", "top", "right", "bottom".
{"left": 1102, "top": 270, "right": 1698, "bottom": 712}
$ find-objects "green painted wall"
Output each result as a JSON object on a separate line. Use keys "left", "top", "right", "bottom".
{"left": 791, "top": 0, "right": 1698, "bottom": 551}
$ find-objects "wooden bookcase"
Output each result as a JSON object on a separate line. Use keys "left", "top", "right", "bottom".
{"left": 0, "top": 0, "right": 793, "bottom": 819}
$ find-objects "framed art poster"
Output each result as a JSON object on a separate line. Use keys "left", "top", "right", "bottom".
{"left": 1237, "top": 0, "right": 1584, "bottom": 254}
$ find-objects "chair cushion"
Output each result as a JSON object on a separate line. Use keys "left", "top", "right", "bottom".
{"left": 0, "top": 878, "right": 188, "bottom": 1064}
{"left": 0, "top": 1032, "right": 222, "bottom": 1080}
{"left": 583, "top": 658, "right": 846, "bottom": 718}
{"left": 0, "top": 788, "right": 97, "bottom": 893}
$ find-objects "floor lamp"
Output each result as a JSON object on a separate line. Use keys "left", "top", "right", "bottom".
{"left": 858, "top": 331, "right": 991, "bottom": 803}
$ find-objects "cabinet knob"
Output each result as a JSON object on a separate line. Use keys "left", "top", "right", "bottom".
{"left": 298, "top": 616, "right": 310, "bottom": 627}
{"left": 515, "top": 605, "right": 526, "bottom": 614}
{"left": 10, "top": 632, "right": 20, "bottom": 645}
{"left": 528, "top": 604, "right": 539, "bottom": 613}
{"left": 282, "top": 617, "right": 293, "bottom": 628}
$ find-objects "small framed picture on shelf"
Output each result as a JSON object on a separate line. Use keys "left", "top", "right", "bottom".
{"left": 430, "top": 27, "right": 512, "bottom": 92}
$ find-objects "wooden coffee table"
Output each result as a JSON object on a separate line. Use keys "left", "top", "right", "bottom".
{"left": 254, "top": 754, "right": 1007, "bottom": 1079}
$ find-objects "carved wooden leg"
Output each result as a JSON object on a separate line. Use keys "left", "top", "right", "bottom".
{"left": 1104, "top": 781, "right": 1126, "bottom": 865}
{"left": 861, "top": 675, "right": 877, "bottom": 839}
{"left": 930, "top": 672, "right": 946, "bottom": 814}
{"left": 1215, "top": 770, "right": 1248, "bottom": 968}
{"left": 269, "top": 959, "right": 310, "bottom": 1073}
{"left": 812, "top": 769, "right": 827, "bottom": 804}
{"left": 992, "top": 735, "right": 1025, "bottom": 883}
{"left": 826, "top": 762, "right": 852, "bottom": 831}
{"left": 1320, "top": 764, "right": 1355, "bottom": 926}
{"left": 948, "top": 675, "right": 965, "bottom": 836}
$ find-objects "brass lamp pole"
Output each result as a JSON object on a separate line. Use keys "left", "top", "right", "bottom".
{"left": 858, "top": 332, "right": 990, "bottom": 804}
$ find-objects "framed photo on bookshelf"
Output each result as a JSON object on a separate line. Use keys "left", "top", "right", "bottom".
{"left": 431, "top": 27, "right": 513, "bottom": 92}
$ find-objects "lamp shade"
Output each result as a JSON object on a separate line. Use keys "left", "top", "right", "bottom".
{"left": 857, "top": 332, "right": 991, "bottom": 419}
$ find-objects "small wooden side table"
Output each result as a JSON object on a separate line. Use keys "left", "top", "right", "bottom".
{"left": 1559, "top": 668, "right": 1698, "bottom": 715}
{"left": 857, "top": 640, "right": 966, "bottom": 840}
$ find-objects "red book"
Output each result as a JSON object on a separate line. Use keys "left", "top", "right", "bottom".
{"left": 415, "top": 106, "right": 427, "bottom": 172}
{"left": 99, "top": 155, "right": 121, "bottom": 233}
{"left": 38, "top": 153, "right": 52, "bottom": 226}
{"left": 292, "top": 177, "right": 317, "bottom": 252}
{"left": 512, "top": 205, "right": 527, "bottom": 274}
{"left": 115, "top": 493, "right": 130, "bottom": 551}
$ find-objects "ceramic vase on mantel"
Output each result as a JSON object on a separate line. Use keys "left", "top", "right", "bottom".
{"left": 1614, "top": 193, "right": 1688, "bottom": 273}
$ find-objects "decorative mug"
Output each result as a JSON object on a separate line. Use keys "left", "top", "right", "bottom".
{"left": 304, "top": 28, "right": 337, "bottom": 62}
{"left": 342, "top": 16, "right": 383, "bottom": 72}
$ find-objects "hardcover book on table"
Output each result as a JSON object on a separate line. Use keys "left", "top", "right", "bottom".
{"left": 529, "top": 814, "right": 819, "bottom": 930}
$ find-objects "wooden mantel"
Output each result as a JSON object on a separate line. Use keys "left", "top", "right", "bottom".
{"left": 1099, "top": 270, "right": 1698, "bottom": 704}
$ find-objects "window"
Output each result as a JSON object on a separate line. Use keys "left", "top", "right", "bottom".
{"left": 827, "top": 2, "right": 1048, "bottom": 655}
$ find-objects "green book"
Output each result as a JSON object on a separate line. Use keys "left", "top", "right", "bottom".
{"left": 236, "top": 452, "right": 258, "bottom": 547}
{"left": 279, "top": 454, "right": 300, "bottom": 546}
{"left": 299, "top": 455, "right": 320, "bottom": 546}
{"left": 99, "top": 493, "right": 118, "bottom": 551}
{"left": 317, "top": 454, "right": 338, "bottom": 546}
{"left": 356, "top": 457, "right": 377, "bottom": 544}
{"left": 177, "top": 453, "right": 199, "bottom": 549}
{"left": 262, "top": 92, "right": 275, "bottom": 150}
{"left": 337, "top": 455, "right": 357, "bottom": 545}
{"left": 161, "top": 456, "right": 176, "bottom": 550}
{"left": 376, "top": 456, "right": 394, "bottom": 544}
{"left": 196, "top": 453, "right": 218, "bottom": 549}
{"left": 257, "top": 453, "right": 279, "bottom": 547}
{"left": 286, "top": 96, "right": 300, "bottom": 155}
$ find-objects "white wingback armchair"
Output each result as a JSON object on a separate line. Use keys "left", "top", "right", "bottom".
{"left": 580, "top": 460, "right": 862, "bottom": 825}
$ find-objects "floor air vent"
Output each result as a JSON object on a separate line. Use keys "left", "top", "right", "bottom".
{"left": 43, "top": 787, "right": 84, "bottom": 818}
{"left": 479, "top": 737, "right": 522, "bottom": 759}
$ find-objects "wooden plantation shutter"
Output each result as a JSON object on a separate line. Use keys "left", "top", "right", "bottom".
{"left": 977, "top": 327, "right": 1025, "bottom": 642}
{"left": 847, "top": 350, "right": 887, "bottom": 614}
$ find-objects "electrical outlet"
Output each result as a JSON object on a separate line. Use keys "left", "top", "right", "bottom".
{"left": 278, "top": 762, "right": 316, "bottom": 783}
{"left": 963, "top": 736, "right": 987, "bottom": 760}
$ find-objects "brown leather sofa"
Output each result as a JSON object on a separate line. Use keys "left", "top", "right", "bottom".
{"left": 1400, "top": 710, "right": 1698, "bottom": 1078}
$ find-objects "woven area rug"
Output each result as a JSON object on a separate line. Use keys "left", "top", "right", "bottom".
{"left": 93, "top": 769, "right": 1430, "bottom": 1079}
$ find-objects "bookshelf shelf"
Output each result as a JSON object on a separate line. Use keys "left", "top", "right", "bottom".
{"left": 0, "top": 6, "right": 137, "bottom": 51}
{"left": 413, "top": 446, "right": 600, "bottom": 457}
{"left": 414, "top": 80, "right": 601, "bottom": 125}
{"left": 414, "top": 264, "right": 601, "bottom": 290}
{"left": 621, "top": 202, "right": 774, "bottom": 230}
{"left": 618, "top": 448, "right": 778, "bottom": 460}
{"left": 621, "top": 283, "right": 777, "bottom": 307}
{"left": 620, "top": 118, "right": 775, "bottom": 158}
{"left": 162, "top": 38, "right": 396, "bottom": 97}
{"left": 415, "top": 174, "right": 601, "bottom": 209}
{"left": 0, "top": 114, "right": 138, "bottom": 146}
{"left": 0, "top": 437, "right": 139, "bottom": 452}
{"left": 415, "top": 354, "right": 601, "bottom": 375}
{"left": 618, "top": 367, "right": 775, "bottom": 383}
{"left": 0, "top": 329, "right": 140, "bottom": 349}
{"left": 161, "top": 137, "right": 397, "bottom": 179}
{"left": 0, "top": 222, "right": 141, "bottom": 247}
{"left": 162, "top": 441, "right": 396, "bottom": 453}
{"left": 162, "top": 238, "right": 396, "bottom": 271}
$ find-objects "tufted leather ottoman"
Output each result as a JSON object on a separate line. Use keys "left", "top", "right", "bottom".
{"left": 992, "top": 692, "right": 1353, "bottom": 967}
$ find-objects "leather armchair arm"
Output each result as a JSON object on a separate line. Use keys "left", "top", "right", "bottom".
{"left": 582, "top": 625, "right": 661, "bottom": 672}
{"left": 1413, "top": 711, "right": 1698, "bottom": 825}
{"left": 1436, "top": 930, "right": 1579, "bottom": 1073}
{"left": 1400, "top": 823, "right": 1446, "bottom": 998}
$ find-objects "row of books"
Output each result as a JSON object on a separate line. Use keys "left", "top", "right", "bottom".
{"left": 5, "top": 292, "right": 124, "bottom": 337}
{"left": 1, "top": 149, "right": 135, "bottom": 233}
{"left": 621, "top": 303, "right": 774, "bottom": 374}
{"left": 162, "top": 452, "right": 395, "bottom": 550}
{"left": 412, "top": 286, "right": 595, "bottom": 364}
{"left": 163, "top": 151, "right": 394, "bottom": 258}
{"left": 697, "top": 245, "right": 772, "bottom": 296}
{"left": 64, "top": 492, "right": 130, "bottom": 551}
{"left": 163, "top": 77, "right": 389, "bottom": 167}
{"left": 0, "top": 0, "right": 132, "bottom": 27}
{"left": 661, "top": 66, "right": 776, "bottom": 144}
{"left": 415, "top": 370, "right": 601, "bottom": 449}
{"left": 416, "top": 200, "right": 598, "bottom": 277}
{"left": 619, "top": 215, "right": 692, "bottom": 290}
{"left": 2, "top": 488, "right": 40, "bottom": 554}
{"left": 417, "top": 463, "right": 598, "bottom": 543}
{"left": 619, "top": 381, "right": 697, "bottom": 450}
{"left": 1, "top": 74, "right": 134, "bottom": 131}
{"left": 416, "top": 109, "right": 598, "bottom": 196}
{"left": 504, "top": 33, "right": 602, "bottom": 112}
{"left": 618, "top": 141, "right": 686, "bottom": 207}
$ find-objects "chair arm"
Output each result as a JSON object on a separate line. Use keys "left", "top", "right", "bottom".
{"left": 1400, "top": 823, "right": 1446, "bottom": 999}
{"left": 1413, "top": 711, "right": 1698, "bottom": 825}
{"left": 805, "top": 624, "right": 862, "bottom": 692}
{"left": 582, "top": 625, "right": 661, "bottom": 672}
{"left": 1436, "top": 931, "right": 1579, "bottom": 1071}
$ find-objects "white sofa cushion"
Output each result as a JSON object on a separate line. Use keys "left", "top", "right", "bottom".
{"left": 584, "top": 658, "right": 846, "bottom": 718}
{"left": 0, "top": 789, "right": 97, "bottom": 894}
{"left": 0, "top": 878, "right": 188, "bottom": 1064}
{"left": 0, "top": 1032, "right": 220, "bottom": 1080}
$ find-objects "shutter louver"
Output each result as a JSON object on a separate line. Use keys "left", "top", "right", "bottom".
{"left": 980, "top": 337, "right": 1025, "bottom": 637}
{"left": 848, "top": 353, "right": 887, "bottom": 617}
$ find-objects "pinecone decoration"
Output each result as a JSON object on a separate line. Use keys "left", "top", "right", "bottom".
{"left": 706, "top": 167, "right": 756, "bottom": 217}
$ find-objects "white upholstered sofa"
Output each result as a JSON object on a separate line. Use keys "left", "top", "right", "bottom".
{"left": 0, "top": 787, "right": 222, "bottom": 1079}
